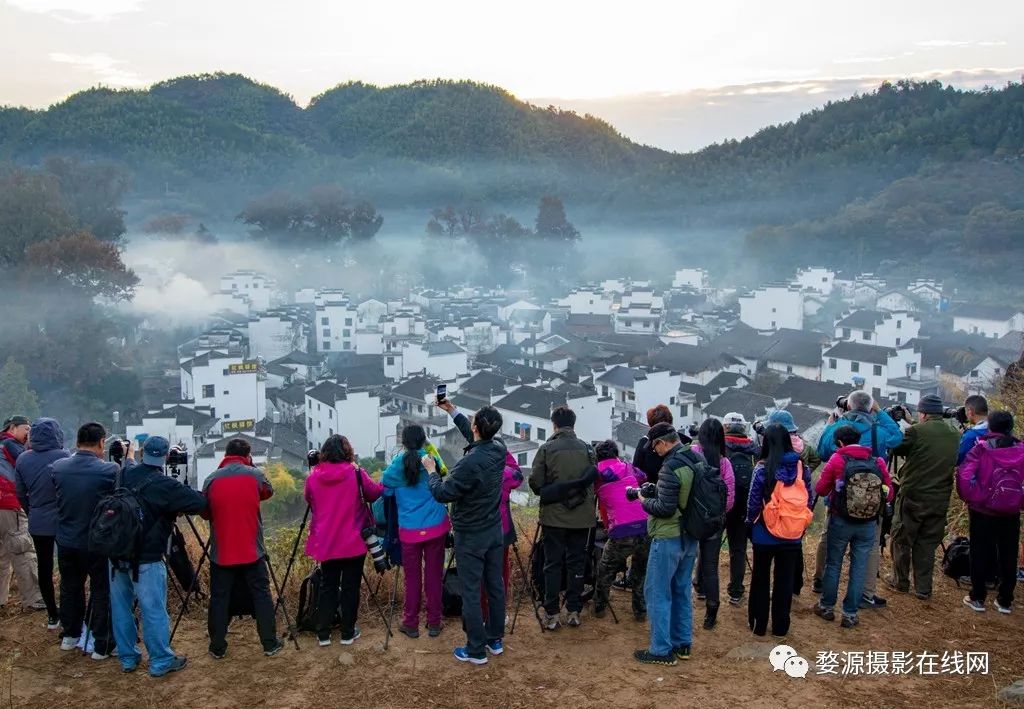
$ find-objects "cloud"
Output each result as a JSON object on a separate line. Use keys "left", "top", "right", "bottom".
{"left": 6, "top": 0, "right": 145, "bottom": 21}
{"left": 833, "top": 56, "right": 901, "bottom": 65}
{"left": 48, "top": 52, "right": 146, "bottom": 87}
{"left": 915, "top": 39, "right": 972, "bottom": 47}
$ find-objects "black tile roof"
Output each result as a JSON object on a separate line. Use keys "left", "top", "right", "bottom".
{"left": 764, "top": 329, "right": 830, "bottom": 367}
{"left": 836, "top": 310, "right": 886, "bottom": 329}
{"left": 305, "top": 380, "right": 347, "bottom": 406}
{"left": 390, "top": 375, "right": 440, "bottom": 400}
{"left": 595, "top": 365, "right": 645, "bottom": 388}
{"left": 647, "top": 344, "right": 740, "bottom": 374}
{"left": 773, "top": 377, "right": 855, "bottom": 410}
{"left": 460, "top": 371, "right": 511, "bottom": 397}
{"left": 615, "top": 419, "right": 649, "bottom": 446}
{"left": 493, "top": 386, "right": 569, "bottom": 417}
{"left": 952, "top": 304, "right": 1024, "bottom": 321}
{"left": 823, "top": 341, "right": 895, "bottom": 365}
{"left": 703, "top": 389, "right": 777, "bottom": 421}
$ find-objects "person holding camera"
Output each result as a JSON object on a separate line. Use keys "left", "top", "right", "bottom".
{"left": 202, "top": 438, "right": 282, "bottom": 659}
{"left": 426, "top": 401, "right": 506, "bottom": 665}
{"left": 109, "top": 436, "right": 207, "bottom": 676}
{"left": 304, "top": 434, "right": 383, "bottom": 647}
{"left": 886, "top": 394, "right": 960, "bottom": 601}
{"left": 381, "top": 424, "right": 451, "bottom": 639}
{"left": 528, "top": 405, "right": 596, "bottom": 631}
{"left": 13, "top": 418, "right": 69, "bottom": 627}
{"left": 956, "top": 395, "right": 989, "bottom": 465}
{"left": 0, "top": 415, "right": 45, "bottom": 614}
{"left": 691, "top": 418, "right": 735, "bottom": 630}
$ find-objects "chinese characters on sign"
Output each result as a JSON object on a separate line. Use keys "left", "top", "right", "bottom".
{"left": 814, "top": 651, "right": 989, "bottom": 676}
{"left": 223, "top": 419, "right": 256, "bottom": 432}
{"left": 227, "top": 362, "right": 260, "bottom": 375}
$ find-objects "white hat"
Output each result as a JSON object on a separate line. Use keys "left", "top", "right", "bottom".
{"left": 723, "top": 412, "right": 748, "bottom": 426}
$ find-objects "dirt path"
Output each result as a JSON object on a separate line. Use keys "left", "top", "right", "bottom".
{"left": 2, "top": 534, "right": 1021, "bottom": 709}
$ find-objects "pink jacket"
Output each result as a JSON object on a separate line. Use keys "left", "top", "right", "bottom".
{"left": 816, "top": 445, "right": 894, "bottom": 509}
{"left": 594, "top": 458, "right": 649, "bottom": 538}
{"left": 304, "top": 461, "right": 383, "bottom": 563}
{"left": 957, "top": 434, "right": 1024, "bottom": 516}
{"left": 500, "top": 452, "right": 524, "bottom": 544}
{"left": 690, "top": 444, "right": 736, "bottom": 513}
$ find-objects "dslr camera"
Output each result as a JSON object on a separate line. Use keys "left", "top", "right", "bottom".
{"left": 835, "top": 395, "right": 850, "bottom": 413}
{"left": 752, "top": 419, "right": 766, "bottom": 436}
{"left": 307, "top": 449, "right": 320, "bottom": 468}
{"left": 625, "top": 483, "right": 656, "bottom": 501}
{"left": 885, "top": 404, "right": 911, "bottom": 423}
{"left": 165, "top": 445, "right": 188, "bottom": 479}
{"left": 107, "top": 437, "right": 130, "bottom": 464}
{"left": 943, "top": 406, "right": 969, "bottom": 427}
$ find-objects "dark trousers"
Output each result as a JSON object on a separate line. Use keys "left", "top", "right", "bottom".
{"left": 541, "top": 526, "right": 589, "bottom": 615}
{"left": 31, "top": 534, "right": 58, "bottom": 618}
{"left": 318, "top": 554, "right": 364, "bottom": 639}
{"left": 595, "top": 533, "right": 649, "bottom": 616}
{"left": 724, "top": 504, "right": 748, "bottom": 598}
{"left": 890, "top": 496, "right": 947, "bottom": 596}
{"left": 207, "top": 560, "right": 278, "bottom": 653}
{"left": 748, "top": 543, "right": 800, "bottom": 637}
{"left": 969, "top": 510, "right": 1020, "bottom": 607}
{"left": 57, "top": 545, "right": 111, "bottom": 654}
{"left": 455, "top": 528, "right": 505, "bottom": 660}
{"left": 695, "top": 532, "right": 723, "bottom": 607}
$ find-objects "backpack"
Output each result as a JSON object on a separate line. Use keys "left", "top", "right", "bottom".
{"left": 296, "top": 566, "right": 340, "bottom": 632}
{"left": 442, "top": 566, "right": 463, "bottom": 617}
{"left": 88, "top": 469, "right": 157, "bottom": 578}
{"left": 834, "top": 454, "right": 885, "bottom": 521}
{"left": 728, "top": 450, "right": 755, "bottom": 495}
{"left": 761, "top": 462, "right": 813, "bottom": 540}
{"left": 678, "top": 450, "right": 727, "bottom": 541}
{"left": 974, "top": 440, "right": 1024, "bottom": 515}
{"left": 941, "top": 537, "right": 971, "bottom": 584}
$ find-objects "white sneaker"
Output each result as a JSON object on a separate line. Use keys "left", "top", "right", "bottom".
{"left": 339, "top": 627, "right": 361, "bottom": 645}
{"left": 46, "top": 617, "right": 60, "bottom": 631}
{"left": 317, "top": 636, "right": 332, "bottom": 647}
{"left": 60, "top": 637, "right": 80, "bottom": 651}
{"left": 90, "top": 652, "right": 110, "bottom": 661}
{"left": 994, "top": 600, "right": 1012, "bottom": 615}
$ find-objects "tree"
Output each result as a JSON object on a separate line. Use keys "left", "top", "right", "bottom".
{"left": 534, "top": 195, "right": 580, "bottom": 241}
{"left": 25, "top": 231, "right": 139, "bottom": 301}
{"left": 0, "top": 357, "right": 40, "bottom": 422}
{"left": 261, "top": 461, "right": 306, "bottom": 523}
{"left": 0, "top": 167, "right": 73, "bottom": 266}
{"left": 142, "top": 214, "right": 190, "bottom": 234}
{"left": 43, "top": 156, "right": 128, "bottom": 242}
{"left": 964, "top": 202, "right": 1024, "bottom": 249}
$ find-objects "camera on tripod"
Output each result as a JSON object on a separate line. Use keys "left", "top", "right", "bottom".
{"left": 943, "top": 406, "right": 969, "bottom": 427}
{"left": 165, "top": 445, "right": 189, "bottom": 478}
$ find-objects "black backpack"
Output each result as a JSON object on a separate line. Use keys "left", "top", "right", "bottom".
{"left": 296, "top": 566, "right": 340, "bottom": 632}
{"left": 88, "top": 469, "right": 157, "bottom": 578}
{"left": 679, "top": 450, "right": 727, "bottom": 541}
{"left": 727, "top": 449, "right": 755, "bottom": 496}
{"left": 941, "top": 537, "right": 971, "bottom": 585}
{"left": 442, "top": 566, "right": 463, "bottom": 617}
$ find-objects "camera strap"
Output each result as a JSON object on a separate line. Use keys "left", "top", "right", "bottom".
{"left": 353, "top": 466, "right": 373, "bottom": 528}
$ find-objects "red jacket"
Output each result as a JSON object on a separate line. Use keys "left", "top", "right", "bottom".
{"left": 202, "top": 456, "right": 273, "bottom": 566}
{"left": 0, "top": 433, "right": 25, "bottom": 511}
{"left": 816, "top": 445, "right": 894, "bottom": 510}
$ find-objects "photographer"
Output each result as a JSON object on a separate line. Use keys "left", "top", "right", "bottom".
{"left": 887, "top": 394, "right": 960, "bottom": 601}
{"left": 109, "top": 436, "right": 207, "bottom": 676}
{"left": 426, "top": 401, "right": 506, "bottom": 665}
{"left": 633, "top": 405, "right": 674, "bottom": 484}
{"left": 0, "top": 415, "right": 44, "bottom": 614}
{"left": 303, "top": 435, "right": 383, "bottom": 647}
{"left": 956, "top": 395, "right": 989, "bottom": 465}
{"left": 528, "top": 405, "right": 596, "bottom": 631}
{"left": 202, "top": 438, "right": 282, "bottom": 659}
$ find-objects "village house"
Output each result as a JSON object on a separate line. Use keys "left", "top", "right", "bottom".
{"left": 952, "top": 305, "right": 1024, "bottom": 339}
{"left": 834, "top": 310, "right": 921, "bottom": 349}
{"left": 220, "top": 270, "right": 277, "bottom": 313}
{"left": 738, "top": 284, "right": 804, "bottom": 332}
{"left": 305, "top": 379, "right": 399, "bottom": 458}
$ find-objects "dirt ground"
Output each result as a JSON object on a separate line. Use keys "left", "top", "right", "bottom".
{"left": 2, "top": 528, "right": 1022, "bottom": 709}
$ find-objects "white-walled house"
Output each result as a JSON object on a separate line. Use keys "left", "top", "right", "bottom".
{"left": 399, "top": 340, "right": 469, "bottom": 380}
{"left": 953, "top": 305, "right": 1024, "bottom": 339}
{"left": 509, "top": 310, "right": 552, "bottom": 344}
{"left": 673, "top": 268, "right": 709, "bottom": 291}
{"left": 794, "top": 267, "right": 835, "bottom": 296}
{"left": 209, "top": 290, "right": 252, "bottom": 316}
{"left": 822, "top": 341, "right": 922, "bottom": 401}
{"left": 834, "top": 310, "right": 920, "bottom": 349}
{"left": 738, "top": 285, "right": 804, "bottom": 331}
{"left": 305, "top": 380, "right": 399, "bottom": 458}
{"left": 595, "top": 366, "right": 681, "bottom": 423}
{"left": 196, "top": 434, "right": 272, "bottom": 491}
{"left": 180, "top": 352, "right": 266, "bottom": 425}
{"left": 220, "top": 271, "right": 277, "bottom": 313}
{"left": 247, "top": 308, "right": 308, "bottom": 362}
{"left": 615, "top": 301, "right": 663, "bottom": 335}
{"left": 125, "top": 404, "right": 219, "bottom": 485}
{"left": 314, "top": 290, "right": 358, "bottom": 353}
{"left": 908, "top": 280, "right": 944, "bottom": 308}
{"left": 557, "top": 288, "right": 614, "bottom": 316}
{"left": 875, "top": 290, "right": 919, "bottom": 313}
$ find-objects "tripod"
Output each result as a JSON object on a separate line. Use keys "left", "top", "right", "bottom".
{"left": 509, "top": 522, "right": 548, "bottom": 634}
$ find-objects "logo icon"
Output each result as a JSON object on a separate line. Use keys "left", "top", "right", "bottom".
{"left": 770, "top": 645, "right": 809, "bottom": 679}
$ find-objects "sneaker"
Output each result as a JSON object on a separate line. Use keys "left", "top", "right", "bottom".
{"left": 28, "top": 600, "right": 48, "bottom": 611}
{"left": 633, "top": 611, "right": 646, "bottom": 623}
{"left": 994, "top": 600, "right": 1012, "bottom": 615}
{"left": 90, "top": 651, "right": 110, "bottom": 661}
{"left": 840, "top": 614, "right": 859, "bottom": 629}
{"left": 486, "top": 639, "right": 503, "bottom": 656}
{"left": 566, "top": 611, "right": 581, "bottom": 628}
{"left": 453, "top": 646, "right": 487, "bottom": 665}
{"left": 1017, "top": 569, "right": 1024, "bottom": 583}
{"left": 209, "top": 648, "right": 226, "bottom": 660}
{"left": 317, "top": 635, "right": 332, "bottom": 647}
{"left": 885, "top": 577, "right": 909, "bottom": 594}
{"left": 963, "top": 596, "right": 986, "bottom": 612}
{"left": 811, "top": 578, "right": 823, "bottom": 594}
{"left": 814, "top": 605, "right": 835, "bottom": 622}
{"left": 46, "top": 616, "right": 60, "bottom": 631}
{"left": 727, "top": 593, "right": 743, "bottom": 606}
{"left": 339, "top": 627, "right": 361, "bottom": 645}
{"left": 673, "top": 645, "right": 691, "bottom": 661}
{"left": 150, "top": 655, "right": 187, "bottom": 678}
{"left": 121, "top": 663, "right": 138, "bottom": 674}
{"left": 539, "top": 609, "right": 560, "bottom": 631}
{"left": 915, "top": 591, "right": 932, "bottom": 601}
{"left": 593, "top": 605, "right": 607, "bottom": 619}
{"left": 399, "top": 624, "right": 420, "bottom": 639}
{"left": 696, "top": 592, "right": 706, "bottom": 601}
{"left": 427, "top": 624, "right": 443, "bottom": 637}
{"left": 264, "top": 639, "right": 285, "bottom": 657}
{"left": 859, "top": 594, "right": 887, "bottom": 609}
{"left": 612, "top": 577, "right": 632, "bottom": 592}
{"left": 633, "top": 649, "right": 677, "bottom": 666}
{"left": 60, "top": 636, "right": 80, "bottom": 651}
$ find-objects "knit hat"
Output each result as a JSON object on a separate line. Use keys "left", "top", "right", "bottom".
{"left": 768, "top": 410, "right": 798, "bottom": 433}
{"left": 918, "top": 394, "right": 944, "bottom": 415}
{"left": 648, "top": 422, "right": 690, "bottom": 445}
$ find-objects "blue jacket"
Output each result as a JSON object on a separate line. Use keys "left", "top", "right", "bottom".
{"left": 957, "top": 422, "right": 988, "bottom": 465}
{"left": 14, "top": 418, "right": 69, "bottom": 536}
{"left": 51, "top": 450, "right": 118, "bottom": 550}
{"left": 746, "top": 452, "right": 813, "bottom": 546}
{"left": 817, "top": 410, "right": 903, "bottom": 461}
{"left": 382, "top": 449, "right": 450, "bottom": 542}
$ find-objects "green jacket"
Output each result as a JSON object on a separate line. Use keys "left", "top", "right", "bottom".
{"left": 528, "top": 428, "right": 596, "bottom": 529}
{"left": 642, "top": 444, "right": 696, "bottom": 540}
{"left": 891, "top": 416, "right": 959, "bottom": 507}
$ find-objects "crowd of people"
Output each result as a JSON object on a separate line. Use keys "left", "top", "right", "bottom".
{"left": 1, "top": 386, "right": 1022, "bottom": 673}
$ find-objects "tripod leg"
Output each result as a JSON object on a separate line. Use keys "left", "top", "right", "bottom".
{"left": 362, "top": 570, "right": 393, "bottom": 639}
{"left": 82, "top": 592, "right": 94, "bottom": 656}
{"left": 170, "top": 536, "right": 210, "bottom": 644}
{"left": 273, "top": 505, "right": 311, "bottom": 618}
{"left": 265, "top": 556, "right": 300, "bottom": 651}
{"left": 524, "top": 523, "right": 546, "bottom": 633}
{"left": 383, "top": 565, "right": 402, "bottom": 651}
{"left": 508, "top": 543, "right": 529, "bottom": 634}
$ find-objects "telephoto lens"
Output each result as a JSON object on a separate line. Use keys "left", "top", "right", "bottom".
{"left": 625, "top": 486, "right": 641, "bottom": 501}
{"left": 361, "top": 527, "right": 391, "bottom": 573}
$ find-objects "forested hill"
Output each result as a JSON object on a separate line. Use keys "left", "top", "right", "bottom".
{"left": 0, "top": 73, "right": 1022, "bottom": 214}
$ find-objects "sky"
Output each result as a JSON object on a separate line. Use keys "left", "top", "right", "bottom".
{"left": 2, "top": 0, "right": 1022, "bottom": 151}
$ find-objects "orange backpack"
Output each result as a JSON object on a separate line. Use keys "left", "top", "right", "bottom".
{"left": 761, "top": 462, "right": 813, "bottom": 540}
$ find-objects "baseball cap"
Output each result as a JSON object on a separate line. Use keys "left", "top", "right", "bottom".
{"left": 3, "top": 415, "right": 30, "bottom": 429}
{"left": 142, "top": 436, "right": 170, "bottom": 466}
{"left": 768, "top": 410, "right": 798, "bottom": 433}
{"left": 722, "top": 412, "right": 748, "bottom": 427}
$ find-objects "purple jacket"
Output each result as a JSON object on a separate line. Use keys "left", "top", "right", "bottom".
{"left": 304, "top": 461, "right": 383, "bottom": 562}
{"left": 690, "top": 444, "right": 736, "bottom": 513}
{"left": 501, "top": 452, "right": 524, "bottom": 545}
{"left": 594, "top": 458, "right": 648, "bottom": 538}
{"left": 957, "top": 433, "right": 1024, "bottom": 516}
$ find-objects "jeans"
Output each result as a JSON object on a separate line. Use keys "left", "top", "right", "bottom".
{"left": 402, "top": 534, "right": 445, "bottom": 629}
{"left": 541, "top": 526, "right": 589, "bottom": 615}
{"left": 110, "top": 561, "right": 174, "bottom": 674}
{"left": 968, "top": 510, "right": 1020, "bottom": 607}
{"left": 644, "top": 535, "right": 698, "bottom": 656}
{"left": 318, "top": 555, "right": 364, "bottom": 639}
{"left": 725, "top": 503, "right": 748, "bottom": 598}
{"left": 820, "top": 515, "right": 875, "bottom": 618}
{"left": 749, "top": 543, "right": 800, "bottom": 637}
{"left": 454, "top": 528, "right": 505, "bottom": 660}
{"left": 814, "top": 521, "right": 881, "bottom": 597}
{"left": 57, "top": 545, "right": 111, "bottom": 654}
{"left": 695, "top": 532, "right": 723, "bottom": 608}
{"left": 207, "top": 560, "right": 278, "bottom": 653}
{"left": 31, "top": 534, "right": 58, "bottom": 617}
{"left": 595, "top": 534, "right": 649, "bottom": 616}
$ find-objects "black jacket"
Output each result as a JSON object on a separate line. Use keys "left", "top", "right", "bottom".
{"left": 15, "top": 418, "right": 69, "bottom": 536}
{"left": 51, "top": 450, "right": 117, "bottom": 550}
{"left": 633, "top": 434, "right": 665, "bottom": 484}
{"left": 428, "top": 412, "right": 506, "bottom": 543}
{"left": 122, "top": 462, "right": 207, "bottom": 563}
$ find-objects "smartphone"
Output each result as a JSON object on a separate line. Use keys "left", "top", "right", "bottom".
{"left": 435, "top": 384, "right": 447, "bottom": 405}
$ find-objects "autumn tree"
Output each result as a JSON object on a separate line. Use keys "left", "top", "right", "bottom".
{"left": 25, "top": 231, "right": 139, "bottom": 301}
{"left": 239, "top": 185, "right": 383, "bottom": 242}
{"left": 0, "top": 358, "right": 40, "bottom": 422}
{"left": 0, "top": 167, "right": 73, "bottom": 266}
{"left": 534, "top": 195, "right": 580, "bottom": 241}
